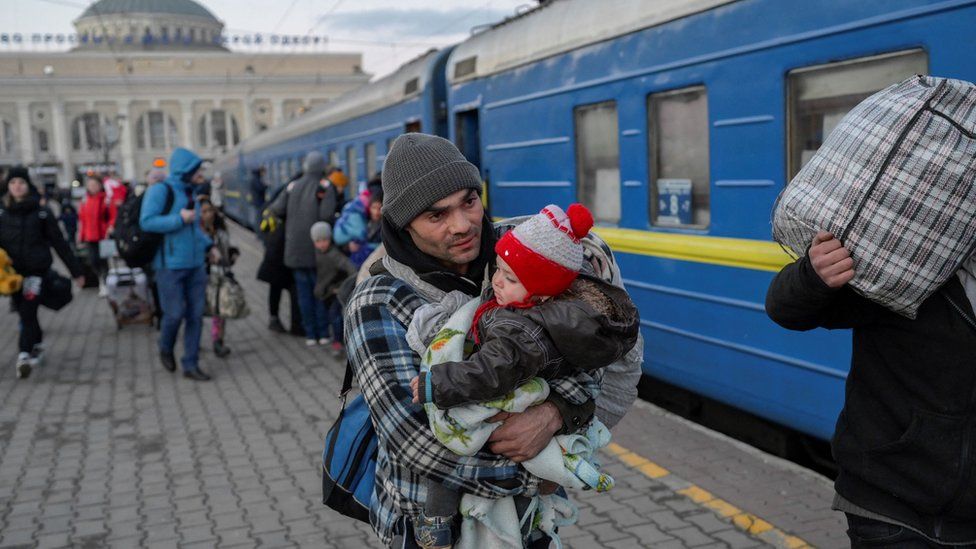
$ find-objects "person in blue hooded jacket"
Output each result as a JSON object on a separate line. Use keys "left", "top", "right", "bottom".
{"left": 139, "top": 148, "right": 213, "bottom": 381}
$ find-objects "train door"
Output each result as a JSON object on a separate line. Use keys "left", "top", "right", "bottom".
{"left": 454, "top": 109, "right": 481, "bottom": 170}
{"left": 455, "top": 108, "right": 486, "bottom": 212}
{"left": 345, "top": 145, "right": 358, "bottom": 199}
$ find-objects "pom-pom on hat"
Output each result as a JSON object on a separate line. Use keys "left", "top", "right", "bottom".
{"left": 495, "top": 203, "right": 594, "bottom": 297}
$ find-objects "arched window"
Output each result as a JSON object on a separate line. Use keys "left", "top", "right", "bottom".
{"left": 0, "top": 119, "right": 13, "bottom": 154}
{"left": 198, "top": 109, "right": 240, "bottom": 150}
{"left": 135, "top": 111, "right": 179, "bottom": 150}
{"left": 71, "top": 112, "right": 106, "bottom": 151}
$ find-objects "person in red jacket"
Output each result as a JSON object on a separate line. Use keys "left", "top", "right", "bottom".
{"left": 78, "top": 176, "right": 110, "bottom": 294}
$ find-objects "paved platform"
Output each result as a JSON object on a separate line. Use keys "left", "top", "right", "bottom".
{"left": 0, "top": 224, "right": 846, "bottom": 548}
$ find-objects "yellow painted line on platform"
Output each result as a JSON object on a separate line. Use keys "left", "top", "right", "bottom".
{"left": 604, "top": 442, "right": 812, "bottom": 549}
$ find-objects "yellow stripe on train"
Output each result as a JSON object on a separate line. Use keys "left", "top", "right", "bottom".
{"left": 593, "top": 227, "right": 795, "bottom": 273}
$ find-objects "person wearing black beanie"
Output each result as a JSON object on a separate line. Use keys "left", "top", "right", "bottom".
{"left": 1, "top": 166, "right": 84, "bottom": 379}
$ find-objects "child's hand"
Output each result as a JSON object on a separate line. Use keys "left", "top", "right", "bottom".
{"left": 409, "top": 376, "right": 420, "bottom": 403}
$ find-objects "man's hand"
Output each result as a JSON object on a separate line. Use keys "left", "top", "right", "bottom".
{"left": 348, "top": 241, "right": 361, "bottom": 253}
{"left": 74, "top": 276, "right": 85, "bottom": 288}
{"left": 179, "top": 208, "right": 196, "bottom": 224}
{"left": 486, "top": 401, "right": 562, "bottom": 462}
{"left": 809, "top": 231, "right": 854, "bottom": 288}
{"left": 409, "top": 376, "right": 420, "bottom": 403}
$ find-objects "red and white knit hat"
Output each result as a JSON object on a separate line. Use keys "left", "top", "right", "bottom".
{"left": 495, "top": 203, "right": 594, "bottom": 297}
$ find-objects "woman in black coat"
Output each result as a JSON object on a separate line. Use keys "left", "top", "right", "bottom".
{"left": 256, "top": 185, "right": 302, "bottom": 335}
{"left": 0, "top": 167, "right": 84, "bottom": 378}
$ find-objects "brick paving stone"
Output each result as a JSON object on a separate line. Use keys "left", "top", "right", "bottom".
{"left": 34, "top": 532, "right": 72, "bottom": 549}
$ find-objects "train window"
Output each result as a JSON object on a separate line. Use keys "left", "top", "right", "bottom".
{"left": 649, "top": 86, "right": 710, "bottom": 228}
{"left": 574, "top": 100, "right": 620, "bottom": 225}
{"left": 346, "top": 146, "right": 358, "bottom": 195}
{"left": 454, "top": 57, "right": 476, "bottom": 79}
{"left": 328, "top": 150, "right": 339, "bottom": 170}
{"left": 365, "top": 142, "right": 377, "bottom": 180}
{"left": 405, "top": 120, "right": 421, "bottom": 133}
{"left": 788, "top": 49, "right": 926, "bottom": 179}
{"left": 404, "top": 78, "right": 419, "bottom": 96}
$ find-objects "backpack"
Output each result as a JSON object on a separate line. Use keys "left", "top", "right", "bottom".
{"left": 114, "top": 185, "right": 174, "bottom": 269}
{"left": 322, "top": 361, "right": 377, "bottom": 523}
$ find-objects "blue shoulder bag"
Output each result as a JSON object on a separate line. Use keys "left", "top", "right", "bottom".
{"left": 322, "top": 360, "right": 378, "bottom": 523}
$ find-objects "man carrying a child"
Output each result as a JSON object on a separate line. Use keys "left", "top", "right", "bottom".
{"left": 344, "top": 133, "right": 643, "bottom": 547}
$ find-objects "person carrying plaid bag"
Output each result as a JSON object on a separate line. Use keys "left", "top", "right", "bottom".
{"left": 768, "top": 76, "right": 976, "bottom": 546}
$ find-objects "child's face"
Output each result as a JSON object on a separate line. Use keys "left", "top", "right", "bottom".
{"left": 314, "top": 239, "right": 331, "bottom": 252}
{"left": 200, "top": 204, "right": 215, "bottom": 226}
{"left": 492, "top": 257, "right": 530, "bottom": 306}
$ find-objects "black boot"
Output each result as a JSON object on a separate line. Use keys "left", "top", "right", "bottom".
{"left": 268, "top": 317, "right": 286, "bottom": 333}
{"left": 160, "top": 352, "right": 177, "bottom": 372}
{"left": 183, "top": 368, "right": 211, "bottom": 381}
{"left": 214, "top": 339, "right": 231, "bottom": 358}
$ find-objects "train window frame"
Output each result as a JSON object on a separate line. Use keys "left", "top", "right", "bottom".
{"left": 648, "top": 85, "right": 711, "bottom": 229}
{"left": 786, "top": 49, "right": 927, "bottom": 181}
{"left": 364, "top": 142, "right": 377, "bottom": 181}
{"left": 346, "top": 145, "right": 358, "bottom": 196}
{"left": 573, "top": 99, "right": 621, "bottom": 226}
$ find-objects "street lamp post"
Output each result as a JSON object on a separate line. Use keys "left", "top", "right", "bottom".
{"left": 100, "top": 114, "right": 126, "bottom": 170}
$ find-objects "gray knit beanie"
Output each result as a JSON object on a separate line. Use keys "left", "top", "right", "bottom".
{"left": 381, "top": 133, "right": 482, "bottom": 229}
{"left": 310, "top": 221, "right": 332, "bottom": 242}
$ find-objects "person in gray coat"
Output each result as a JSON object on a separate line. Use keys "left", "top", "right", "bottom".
{"left": 270, "top": 151, "right": 338, "bottom": 345}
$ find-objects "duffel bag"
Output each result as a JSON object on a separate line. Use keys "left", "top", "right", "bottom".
{"left": 205, "top": 270, "right": 250, "bottom": 319}
{"left": 773, "top": 75, "right": 976, "bottom": 318}
{"left": 40, "top": 270, "right": 73, "bottom": 311}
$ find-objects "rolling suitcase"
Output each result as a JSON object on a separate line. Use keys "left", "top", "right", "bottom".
{"left": 105, "top": 259, "right": 153, "bottom": 328}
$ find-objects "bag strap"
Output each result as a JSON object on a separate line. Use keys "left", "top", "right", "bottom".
{"left": 339, "top": 360, "right": 355, "bottom": 407}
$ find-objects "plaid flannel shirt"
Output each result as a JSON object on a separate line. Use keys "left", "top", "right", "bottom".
{"left": 345, "top": 274, "right": 598, "bottom": 546}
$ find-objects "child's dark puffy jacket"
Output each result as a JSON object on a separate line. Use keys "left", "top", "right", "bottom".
{"left": 420, "top": 275, "right": 640, "bottom": 409}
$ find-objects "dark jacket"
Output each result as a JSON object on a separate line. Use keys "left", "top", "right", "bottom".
{"left": 421, "top": 275, "right": 640, "bottom": 409}
{"left": 256, "top": 185, "right": 292, "bottom": 287}
{"left": 269, "top": 152, "right": 337, "bottom": 270}
{"left": 0, "top": 196, "right": 82, "bottom": 277}
{"left": 313, "top": 246, "right": 357, "bottom": 300}
{"left": 766, "top": 256, "right": 976, "bottom": 543}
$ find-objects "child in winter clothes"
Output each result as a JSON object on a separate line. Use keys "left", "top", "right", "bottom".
{"left": 310, "top": 221, "right": 357, "bottom": 354}
{"left": 333, "top": 187, "right": 383, "bottom": 268}
{"left": 407, "top": 203, "right": 640, "bottom": 548}
{"left": 200, "top": 198, "right": 237, "bottom": 358}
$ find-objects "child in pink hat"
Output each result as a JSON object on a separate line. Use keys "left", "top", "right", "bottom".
{"left": 408, "top": 203, "right": 640, "bottom": 547}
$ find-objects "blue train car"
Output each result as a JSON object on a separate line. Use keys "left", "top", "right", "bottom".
{"left": 215, "top": 47, "right": 453, "bottom": 229}
{"left": 444, "top": 0, "right": 976, "bottom": 440}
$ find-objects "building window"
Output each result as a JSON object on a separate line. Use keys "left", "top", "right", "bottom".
{"left": 0, "top": 119, "right": 13, "bottom": 154}
{"left": 35, "top": 129, "right": 49, "bottom": 153}
{"left": 198, "top": 109, "right": 241, "bottom": 150}
{"left": 787, "top": 49, "right": 927, "bottom": 179}
{"left": 135, "top": 110, "right": 180, "bottom": 150}
{"left": 574, "top": 100, "right": 620, "bottom": 225}
{"left": 648, "top": 86, "right": 710, "bottom": 228}
{"left": 71, "top": 112, "right": 106, "bottom": 151}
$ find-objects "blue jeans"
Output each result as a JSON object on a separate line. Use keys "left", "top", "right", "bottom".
{"left": 155, "top": 266, "right": 207, "bottom": 371}
{"left": 293, "top": 268, "right": 328, "bottom": 340}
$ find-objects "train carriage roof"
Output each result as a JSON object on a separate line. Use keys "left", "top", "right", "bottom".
{"left": 447, "top": 0, "right": 739, "bottom": 84}
{"left": 240, "top": 48, "right": 444, "bottom": 154}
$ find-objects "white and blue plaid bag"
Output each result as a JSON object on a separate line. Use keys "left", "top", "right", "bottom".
{"left": 774, "top": 75, "right": 976, "bottom": 318}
